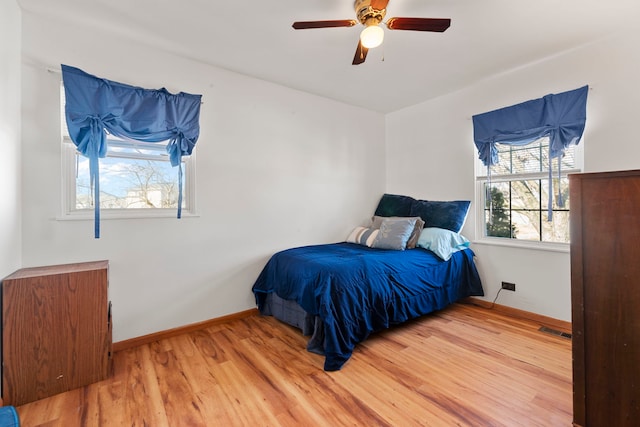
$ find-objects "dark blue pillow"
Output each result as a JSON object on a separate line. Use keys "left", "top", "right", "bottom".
{"left": 409, "top": 200, "right": 471, "bottom": 233}
{"left": 374, "top": 193, "right": 415, "bottom": 217}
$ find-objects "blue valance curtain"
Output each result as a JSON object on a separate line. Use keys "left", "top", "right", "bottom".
{"left": 472, "top": 85, "right": 588, "bottom": 219}
{"left": 62, "top": 64, "right": 202, "bottom": 238}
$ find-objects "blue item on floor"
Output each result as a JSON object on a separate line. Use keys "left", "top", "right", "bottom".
{"left": 0, "top": 406, "right": 19, "bottom": 427}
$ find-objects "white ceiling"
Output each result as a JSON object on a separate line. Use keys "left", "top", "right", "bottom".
{"left": 18, "top": 0, "right": 640, "bottom": 113}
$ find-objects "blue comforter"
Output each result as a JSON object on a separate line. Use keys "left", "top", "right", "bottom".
{"left": 252, "top": 242, "right": 483, "bottom": 370}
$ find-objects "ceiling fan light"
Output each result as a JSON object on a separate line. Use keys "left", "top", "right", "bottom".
{"left": 360, "top": 25, "right": 384, "bottom": 48}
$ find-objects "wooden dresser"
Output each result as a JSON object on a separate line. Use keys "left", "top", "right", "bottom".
{"left": 1, "top": 260, "right": 112, "bottom": 406}
{"left": 569, "top": 170, "right": 640, "bottom": 427}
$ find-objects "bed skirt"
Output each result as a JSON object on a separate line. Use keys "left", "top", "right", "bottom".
{"left": 260, "top": 292, "right": 326, "bottom": 355}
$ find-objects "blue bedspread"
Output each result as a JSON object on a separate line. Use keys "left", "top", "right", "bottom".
{"left": 252, "top": 242, "right": 484, "bottom": 370}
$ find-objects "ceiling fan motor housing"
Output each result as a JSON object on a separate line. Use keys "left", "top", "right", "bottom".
{"left": 354, "top": 0, "right": 386, "bottom": 26}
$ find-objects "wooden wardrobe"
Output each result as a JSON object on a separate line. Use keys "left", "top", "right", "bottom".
{"left": 569, "top": 169, "right": 640, "bottom": 427}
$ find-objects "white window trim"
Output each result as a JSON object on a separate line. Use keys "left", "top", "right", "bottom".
{"left": 472, "top": 140, "right": 583, "bottom": 252}
{"left": 58, "top": 137, "right": 198, "bottom": 221}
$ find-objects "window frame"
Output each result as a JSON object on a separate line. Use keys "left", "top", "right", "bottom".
{"left": 473, "top": 137, "right": 583, "bottom": 252}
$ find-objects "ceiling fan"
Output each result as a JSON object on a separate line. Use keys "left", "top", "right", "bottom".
{"left": 292, "top": 0, "right": 451, "bottom": 65}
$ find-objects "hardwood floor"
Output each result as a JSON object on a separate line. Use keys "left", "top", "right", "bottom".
{"left": 16, "top": 303, "right": 572, "bottom": 426}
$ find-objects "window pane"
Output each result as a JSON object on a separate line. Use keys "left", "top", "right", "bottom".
{"left": 511, "top": 179, "right": 541, "bottom": 210}
{"left": 511, "top": 209, "right": 541, "bottom": 241}
{"left": 490, "top": 137, "right": 576, "bottom": 178}
{"left": 75, "top": 154, "right": 183, "bottom": 210}
{"left": 494, "top": 150, "right": 513, "bottom": 175}
{"left": 560, "top": 149, "right": 576, "bottom": 170}
{"left": 485, "top": 184, "right": 514, "bottom": 238}
{"left": 485, "top": 182, "right": 509, "bottom": 209}
{"left": 511, "top": 144, "right": 544, "bottom": 174}
{"left": 483, "top": 180, "right": 570, "bottom": 243}
{"left": 107, "top": 139, "right": 169, "bottom": 158}
{"left": 541, "top": 211, "right": 570, "bottom": 243}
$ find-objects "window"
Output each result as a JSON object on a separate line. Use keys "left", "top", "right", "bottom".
{"left": 475, "top": 137, "right": 581, "bottom": 245}
{"left": 472, "top": 86, "right": 588, "bottom": 248}
{"left": 61, "top": 85, "right": 196, "bottom": 218}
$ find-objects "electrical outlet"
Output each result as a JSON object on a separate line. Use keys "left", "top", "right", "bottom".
{"left": 501, "top": 281, "right": 516, "bottom": 291}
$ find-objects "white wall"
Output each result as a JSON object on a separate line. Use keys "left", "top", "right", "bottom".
{"left": 0, "top": 0, "right": 22, "bottom": 279}
{"left": 20, "top": 12, "right": 386, "bottom": 342}
{"left": 386, "top": 26, "right": 640, "bottom": 321}
{"left": 18, "top": 5, "right": 640, "bottom": 339}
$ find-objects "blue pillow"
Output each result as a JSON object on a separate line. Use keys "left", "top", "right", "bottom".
{"left": 409, "top": 200, "right": 471, "bottom": 233}
{"left": 374, "top": 193, "right": 415, "bottom": 218}
{"left": 372, "top": 218, "right": 417, "bottom": 250}
{"left": 417, "top": 227, "right": 470, "bottom": 261}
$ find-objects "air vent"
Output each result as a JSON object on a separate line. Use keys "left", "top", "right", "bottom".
{"left": 539, "top": 326, "right": 572, "bottom": 340}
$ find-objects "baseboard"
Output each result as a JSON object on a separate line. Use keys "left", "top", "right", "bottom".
{"left": 461, "top": 297, "right": 572, "bottom": 334}
{"left": 112, "top": 308, "right": 259, "bottom": 353}
{"left": 113, "top": 300, "right": 571, "bottom": 353}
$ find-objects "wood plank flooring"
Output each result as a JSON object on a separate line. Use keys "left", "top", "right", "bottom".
{"left": 16, "top": 303, "right": 573, "bottom": 426}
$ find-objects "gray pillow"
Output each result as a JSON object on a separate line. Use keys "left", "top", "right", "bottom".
{"left": 371, "top": 216, "right": 425, "bottom": 249}
{"left": 372, "top": 218, "right": 417, "bottom": 250}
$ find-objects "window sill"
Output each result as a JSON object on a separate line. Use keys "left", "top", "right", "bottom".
{"left": 56, "top": 210, "right": 199, "bottom": 221}
{"left": 472, "top": 237, "right": 570, "bottom": 253}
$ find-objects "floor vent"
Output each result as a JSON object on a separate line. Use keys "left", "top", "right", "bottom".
{"left": 539, "top": 326, "right": 572, "bottom": 340}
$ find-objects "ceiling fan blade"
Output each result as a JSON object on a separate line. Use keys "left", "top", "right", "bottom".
{"left": 292, "top": 20, "right": 357, "bottom": 30}
{"left": 386, "top": 17, "right": 451, "bottom": 32}
{"left": 352, "top": 40, "right": 369, "bottom": 65}
{"left": 370, "top": 0, "right": 389, "bottom": 10}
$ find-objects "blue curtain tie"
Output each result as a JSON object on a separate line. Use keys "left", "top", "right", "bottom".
{"left": 557, "top": 158, "right": 564, "bottom": 208}
{"left": 87, "top": 117, "right": 107, "bottom": 238}
{"left": 177, "top": 162, "right": 183, "bottom": 219}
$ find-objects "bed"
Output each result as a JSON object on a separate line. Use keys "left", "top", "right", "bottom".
{"left": 252, "top": 194, "right": 484, "bottom": 371}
